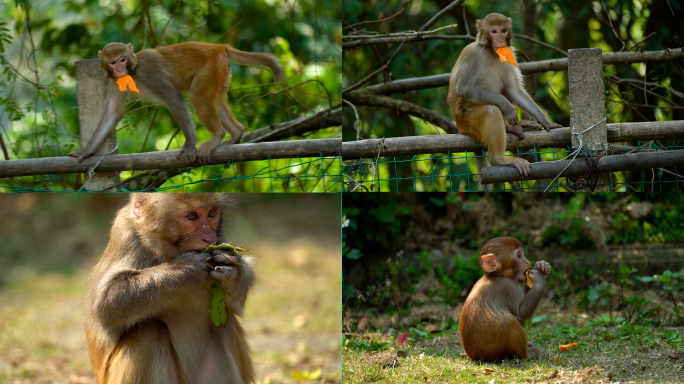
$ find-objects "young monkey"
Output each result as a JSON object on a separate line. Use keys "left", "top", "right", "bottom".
{"left": 447, "top": 13, "right": 562, "bottom": 177}
{"left": 68, "top": 42, "right": 285, "bottom": 164}
{"left": 459, "top": 237, "right": 551, "bottom": 362}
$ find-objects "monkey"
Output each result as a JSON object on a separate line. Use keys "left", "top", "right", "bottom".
{"left": 85, "top": 193, "right": 255, "bottom": 384}
{"left": 447, "top": 13, "right": 562, "bottom": 177}
{"left": 68, "top": 41, "right": 285, "bottom": 164}
{"left": 459, "top": 236, "right": 551, "bottom": 362}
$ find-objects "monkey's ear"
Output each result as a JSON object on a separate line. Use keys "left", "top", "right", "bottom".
{"left": 127, "top": 43, "right": 135, "bottom": 52}
{"left": 481, "top": 253, "right": 500, "bottom": 273}
{"left": 132, "top": 195, "right": 149, "bottom": 218}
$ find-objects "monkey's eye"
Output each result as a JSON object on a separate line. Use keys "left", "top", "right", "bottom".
{"left": 186, "top": 211, "right": 199, "bottom": 221}
{"left": 502, "top": 29, "right": 508, "bottom": 33}
{"left": 208, "top": 208, "right": 217, "bottom": 218}
{"left": 491, "top": 29, "right": 497, "bottom": 34}
{"left": 120, "top": 57, "right": 126, "bottom": 62}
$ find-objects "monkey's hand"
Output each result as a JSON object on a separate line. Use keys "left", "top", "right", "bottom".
{"left": 527, "top": 268, "right": 547, "bottom": 287}
{"left": 205, "top": 252, "right": 254, "bottom": 316}
{"left": 504, "top": 120, "right": 526, "bottom": 140}
{"left": 67, "top": 148, "right": 95, "bottom": 163}
{"left": 540, "top": 120, "right": 563, "bottom": 131}
{"left": 534, "top": 260, "right": 551, "bottom": 275}
{"left": 206, "top": 252, "right": 239, "bottom": 280}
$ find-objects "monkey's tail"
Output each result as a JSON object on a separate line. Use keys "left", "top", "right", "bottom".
{"left": 225, "top": 46, "right": 286, "bottom": 83}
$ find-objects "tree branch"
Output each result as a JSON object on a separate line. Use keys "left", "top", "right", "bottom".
{"left": 345, "top": 49, "right": 684, "bottom": 95}
{"left": 344, "top": 91, "right": 457, "bottom": 134}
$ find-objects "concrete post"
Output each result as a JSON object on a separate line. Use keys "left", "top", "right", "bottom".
{"left": 75, "top": 59, "right": 119, "bottom": 191}
{"left": 568, "top": 48, "right": 609, "bottom": 191}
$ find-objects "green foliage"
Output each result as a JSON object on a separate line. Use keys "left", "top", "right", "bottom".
{"left": 342, "top": 194, "right": 411, "bottom": 261}
{"left": 343, "top": 336, "right": 391, "bottom": 352}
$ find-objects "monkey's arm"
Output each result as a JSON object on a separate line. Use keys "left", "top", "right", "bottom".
{"left": 93, "top": 252, "right": 211, "bottom": 328}
{"left": 67, "top": 81, "right": 126, "bottom": 162}
{"left": 505, "top": 84, "right": 562, "bottom": 131}
{"left": 207, "top": 252, "right": 255, "bottom": 317}
{"left": 516, "top": 270, "right": 546, "bottom": 325}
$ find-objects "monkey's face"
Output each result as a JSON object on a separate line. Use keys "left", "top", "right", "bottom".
{"left": 488, "top": 26, "right": 510, "bottom": 49}
{"left": 107, "top": 55, "right": 130, "bottom": 79}
{"left": 510, "top": 247, "right": 531, "bottom": 283}
{"left": 176, "top": 205, "right": 222, "bottom": 251}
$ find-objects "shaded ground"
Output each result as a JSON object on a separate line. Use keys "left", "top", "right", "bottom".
{"left": 0, "top": 194, "right": 341, "bottom": 383}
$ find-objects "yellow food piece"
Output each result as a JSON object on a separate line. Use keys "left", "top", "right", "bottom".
{"left": 526, "top": 269, "right": 533, "bottom": 288}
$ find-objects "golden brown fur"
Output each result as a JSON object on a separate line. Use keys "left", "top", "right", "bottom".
{"left": 459, "top": 237, "right": 550, "bottom": 362}
{"left": 447, "top": 13, "right": 562, "bottom": 182}
{"left": 69, "top": 42, "right": 285, "bottom": 164}
{"left": 85, "top": 194, "right": 255, "bottom": 384}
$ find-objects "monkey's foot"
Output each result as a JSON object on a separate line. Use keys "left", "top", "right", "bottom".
{"left": 492, "top": 157, "right": 531, "bottom": 176}
{"left": 197, "top": 139, "right": 222, "bottom": 164}
{"left": 227, "top": 128, "right": 243, "bottom": 144}
{"left": 67, "top": 149, "right": 94, "bottom": 163}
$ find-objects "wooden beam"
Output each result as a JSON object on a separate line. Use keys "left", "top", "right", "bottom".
{"left": 0, "top": 139, "right": 341, "bottom": 178}
{"left": 341, "top": 121, "right": 684, "bottom": 159}
{"left": 480, "top": 150, "right": 684, "bottom": 185}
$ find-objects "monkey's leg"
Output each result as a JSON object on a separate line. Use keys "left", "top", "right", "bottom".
{"left": 219, "top": 103, "right": 244, "bottom": 144}
{"left": 479, "top": 105, "right": 531, "bottom": 176}
{"left": 189, "top": 70, "right": 227, "bottom": 163}
{"left": 105, "top": 320, "right": 181, "bottom": 384}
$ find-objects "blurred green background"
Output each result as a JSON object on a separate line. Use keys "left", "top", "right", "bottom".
{"left": 0, "top": 193, "right": 341, "bottom": 384}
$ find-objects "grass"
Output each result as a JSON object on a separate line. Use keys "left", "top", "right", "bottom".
{"left": 342, "top": 326, "right": 684, "bottom": 383}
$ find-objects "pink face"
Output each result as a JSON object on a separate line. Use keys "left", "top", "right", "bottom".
{"left": 489, "top": 25, "right": 509, "bottom": 49}
{"left": 176, "top": 205, "right": 221, "bottom": 251}
{"left": 108, "top": 55, "right": 129, "bottom": 78}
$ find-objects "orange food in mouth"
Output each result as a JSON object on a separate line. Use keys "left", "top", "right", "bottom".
{"left": 526, "top": 269, "right": 533, "bottom": 288}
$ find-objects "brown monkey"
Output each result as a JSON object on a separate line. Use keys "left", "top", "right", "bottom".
{"left": 68, "top": 42, "right": 285, "bottom": 164}
{"left": 459, "top": 236, "right": 551, "bottom": 362}
{"left": 85, "top": 193, "right": 255, "bottom": 384}
{"left": 447, "top": 13, "right": 562, "bottom": 176}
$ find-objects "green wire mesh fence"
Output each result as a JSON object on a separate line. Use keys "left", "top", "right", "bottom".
{"left": 344, "top": 141, "right": 683, "bottom": 192}
{"left": 2, "top": 155, "right": 343, "bottom": 193}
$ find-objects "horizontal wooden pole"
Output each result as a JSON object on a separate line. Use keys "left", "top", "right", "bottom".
{"left": 341, "top": 121, "right": 684, "bottom": 159}
{"left": 357, "top": 48, "right": 684, "bottom": 95}
{"left": 481, "top": 149, "right": 684, "bottom": 185}
{"left": 0, "top": 138, "right": 341, "bottom": 178}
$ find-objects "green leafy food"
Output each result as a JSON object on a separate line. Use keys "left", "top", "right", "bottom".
{"left": 203, "top": 243, "right": 250, "bottom": 326}
{"left": 202, "top": 243, "right": 250, "bottom": 255}
{"left": 209, "top": 281, "right": 227, "bottom": 326}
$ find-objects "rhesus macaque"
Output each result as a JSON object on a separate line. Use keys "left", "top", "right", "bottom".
{"left": 85, "top": 194, "right": 255, "bottom": 384}
{"left": 448, "top": 13, "right": 562, "bottom": 176}
{"left": 68, "top": 42, "right": 285, "bottom": 164}
{"left": 459, "top": 236, "right": 551, "bottom": 362}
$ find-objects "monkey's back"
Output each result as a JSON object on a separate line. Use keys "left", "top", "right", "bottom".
{"left": 136, "top": 42, "right": 230, "bottom": 91}
{"left": 459, "top": 275, "right": 528, "bottom": 361}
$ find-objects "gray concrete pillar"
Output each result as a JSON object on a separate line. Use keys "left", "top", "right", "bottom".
{"left": 75, "top": 59, "right": 119, "bottom": 191}
{"left": 568, "top": 48, "right": 609, "bottom": 191}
